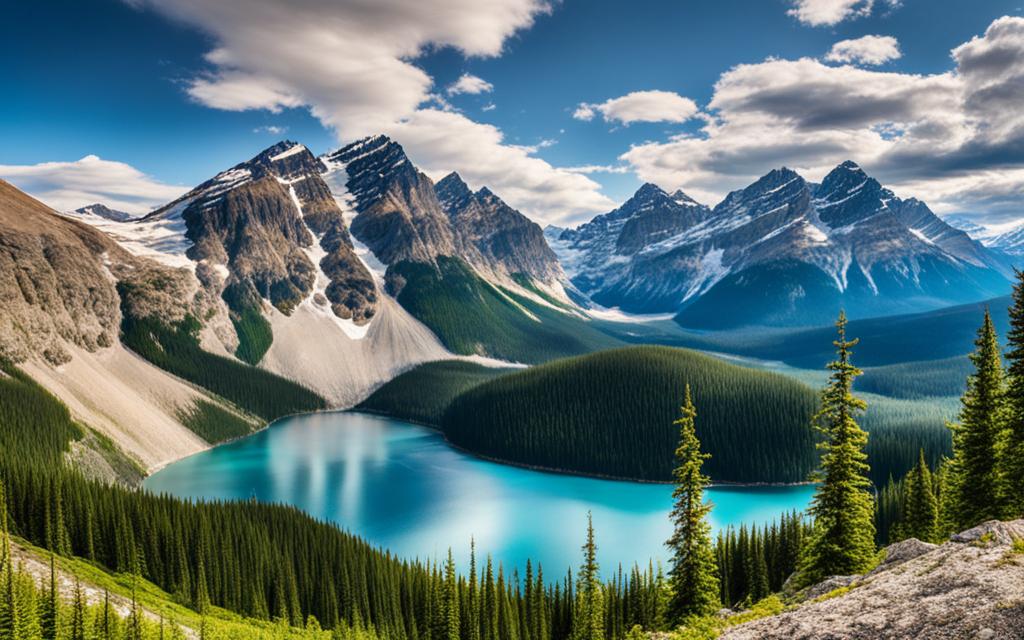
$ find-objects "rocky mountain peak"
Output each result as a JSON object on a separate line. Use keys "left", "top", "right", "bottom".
{"left": 670, "top": 189, "right": 701, "bottom": 206}
{"left": 323, "top": 135, "right": 417, "bottom": 214}
{"left": 74, "top": 203, "right": 135, "bottom": 222}
{"left": 435, "top": 172, "right": 474, "bottom": 215}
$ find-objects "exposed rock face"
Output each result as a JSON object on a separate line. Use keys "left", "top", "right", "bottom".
{"left": 146, "top": 141, "right": 377, "bottom": 324}
{"left": 721, "top": 520, "right": 1024, "bottom": 639}
{"left": 73, "top": 203, "right": 135, "bottom": 222}
{"left": 322, "top": 135, "right": 457, "bottom": 267}
{"left": 323, "top": 136, "right": 565, "bottom": 289}
{"left": 435, "top": 172, "right": 563, "bottom": 283}
{"left": 552, "top": 161, "right": 1012, "bottom": 326}
{"left": 0, "top": 180, "right": 127, "bottom": 363}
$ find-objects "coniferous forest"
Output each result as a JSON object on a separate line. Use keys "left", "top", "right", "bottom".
{"left": 442, "top": 346, "right": 820, "bottom": 483}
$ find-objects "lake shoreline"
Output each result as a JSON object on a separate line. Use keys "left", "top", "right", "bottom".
{"left": 351, "top": 408, "right": 816, "bottom": 489}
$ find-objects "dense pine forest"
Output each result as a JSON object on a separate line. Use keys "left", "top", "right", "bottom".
{"left": 441, "top": 346, "right": 819, "bottom": 483}
{"left": 120, "top": 312, "right": 326, "bottom": 423}
{"left": 390, "top": 257, "right": 622, "bottom": 363}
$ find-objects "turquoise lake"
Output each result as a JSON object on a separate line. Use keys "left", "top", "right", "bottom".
{"left": 145, "top": 412, "right": 815, "bottom": 574}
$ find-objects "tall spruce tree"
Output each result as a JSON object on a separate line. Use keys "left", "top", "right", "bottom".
{"left": 1000, "top": 271, "right": 1024, "bottom": 518}
{"left": 665, "top": 384, "right": 719, "bottom": 622}
{"left": 443, "top": 549, "right": 460, "bottom": 640}
{"left": 571, "top": 513, "right": 603, "bottom": 640}
{"left": 948, "top": 309, "right": 1004, "bottom": 529}
{"left": 799, "top": 312, "right": 877, "bottom": 584}
{"left": 901, "top": 450, "right": 938, "bottom": 543}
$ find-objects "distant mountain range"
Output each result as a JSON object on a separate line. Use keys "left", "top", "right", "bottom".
{"left": 550, "top": 161, "right": 1014, "bottom": 327}
{"left": 946, "top": 214, "right": 1024, "bottom": 256}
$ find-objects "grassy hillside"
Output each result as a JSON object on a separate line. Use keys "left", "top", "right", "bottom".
{"left": 390, "top": 256, "right": 622, "bottom": 363}
{"left": 358, "top": 360, "right": 514, "bottom": 425}
{"left": 440, "top": 346, "right": 820, "bottom": 483}
{"left": 120, "top": 311, "right": 326, "bottom": 422}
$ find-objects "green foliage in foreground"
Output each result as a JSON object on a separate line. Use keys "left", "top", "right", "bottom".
{"left": 391, "top": 256, "right": 622, "bottom": 363}
{"left": 358, "top": 361, "right": 513, "bottom": 425}
{"left": 120, "top": 311, "right": 325, "bottom": 422}
{"left": 442, "top": 346, "right": 819, "bottom": 483}
{"left": 178, "top": 400, "right": 259, "bottom": 445}
{"left": 669, "top": 595, "right": 786, "bottom": 640}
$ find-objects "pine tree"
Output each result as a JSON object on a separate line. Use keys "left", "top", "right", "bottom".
{"left": 69, "top": 580, "right": 86, "bottom": 640}
{"left": 665, "top": 384, "right": 719, "bottom": 623}
{"left": 799, "top": 312, "right": 877, "bottom": 584}
{"left": 443, "top": 549, "right": 460, "bottom": 640}
{"left": 39, "top": 551, "right": 58, "bottom": 640}
{"left": 468, "top": 540, "right": 480, "bottom": 640}
{"left": 901, "top": 450, "right": 938, "bottom": 543}
{"left": 571, "top": 513, "right": 603, "bottom": 640}
{"left": 0, "top": 480, "right": 22, "bottom": 640}
{"left": 948, "top": 309, "right": 1004, "bottom": 529}
{"left": 1000, "top": 271, "right": 1024, "bottom": 518}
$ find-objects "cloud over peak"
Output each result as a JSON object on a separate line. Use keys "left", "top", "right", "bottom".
{"left": 0, "top": 155, "right": 186, "bottom": 214}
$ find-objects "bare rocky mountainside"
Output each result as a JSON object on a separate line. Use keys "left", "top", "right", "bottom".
{"left": 144, "top": 140, "right": 378, "bottom": 325}
{"left": 322, "top": 134, "right": 565, "bottom": 291}
{"left": 0, "top": 179, "right": 252, "bottom": 475}
{"left": 551, "top": 161, "right": 1013, "bottom": 327}
{"left": 721, "top": 520, "right": 1024, "bottom": 639}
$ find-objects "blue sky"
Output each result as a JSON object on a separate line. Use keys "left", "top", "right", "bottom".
{"left": 2, "top": 0, "right": 1023, "bottom": 225}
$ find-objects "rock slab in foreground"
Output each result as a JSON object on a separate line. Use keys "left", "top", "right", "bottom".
{"left": 722, "top": 520, "right": 1024, "bottom": 640}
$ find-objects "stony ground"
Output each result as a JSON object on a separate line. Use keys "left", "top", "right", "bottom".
{"left": 721, "top": 520, "right": 1024, "bottom": 639}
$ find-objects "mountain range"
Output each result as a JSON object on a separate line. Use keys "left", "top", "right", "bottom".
{"left": 1, "top": 135, "right": 1017, "bottom": 472}
{"left": 550, "top": 160, "right": 1013, "bottom": 327}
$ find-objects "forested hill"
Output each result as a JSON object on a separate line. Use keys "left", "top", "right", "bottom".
{"left": 440, "top": 346, "right": 820, "bottom": 483}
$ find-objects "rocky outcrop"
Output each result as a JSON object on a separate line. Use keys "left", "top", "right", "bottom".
{"left": 0, "top": 179, "right": 128, "bottom": 363}
{"left": 323, "top": 135, "right": 457, "bottom": 268}
{"left": 73, "top": 203, "right": 135, "bottom": 222}
{"left": 323, "top": 136, "right": 566, "bottom": 290}
{"left": 435, "top": 172, "right": 563, "bottom": 284}
{"left": 721, "top": 520, "right": 1024, "bottom": 639}
{"left": 146, "top": 141, "right": 377, "bottom": 324}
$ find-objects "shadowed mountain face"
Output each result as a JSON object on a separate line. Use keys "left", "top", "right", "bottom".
{"left": 552, "top": 161, "right": 1012, "bottom": 327}
{"left": 321, "top": 135, "right": 563, "bottom": 288}
{"left": 146, "top": 141, "right": 377, "bottom": 325}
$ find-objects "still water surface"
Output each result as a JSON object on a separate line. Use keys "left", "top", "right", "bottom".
{"left": 146, "top": 412, "right": 814, "bottom": 573}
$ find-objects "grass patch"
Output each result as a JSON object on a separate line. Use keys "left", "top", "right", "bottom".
{"left": 672, "top": 595, "right": 787, "bottom": 640}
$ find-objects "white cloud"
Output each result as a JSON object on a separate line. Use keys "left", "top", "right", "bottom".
{"left": 787, "top": 0, "right": 874, "bottom": 26}
{"left": 123, "top": 0, "right": 609, "bottom": 224}
{"left": 825, "top": 35, "right": 902, "bottom": 66}
{"left": 0, "top": 156, "right": 187, "bottom": 215}
{"left": 482, "top": 103, "right": 497, "bottom": 112}
{"left": 253, "top": 125, "right": 288, "bottom": 135}
{"left": 621, "top": 16, "right": 1024, "bottom": 219}
{"left": 384, "top": 109, "right": 613, "bottom": 225}
{"left": 787, "top": 0, "right": 899, "bottom": 26}
{"left": 447, "top": 73, "right": 494, "bottom": 95}
{"left": 574, "top": 90, "right": 699, "bottom": 125}
{"left": 562, "top": 165, "right": 632, "bottom": 175}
